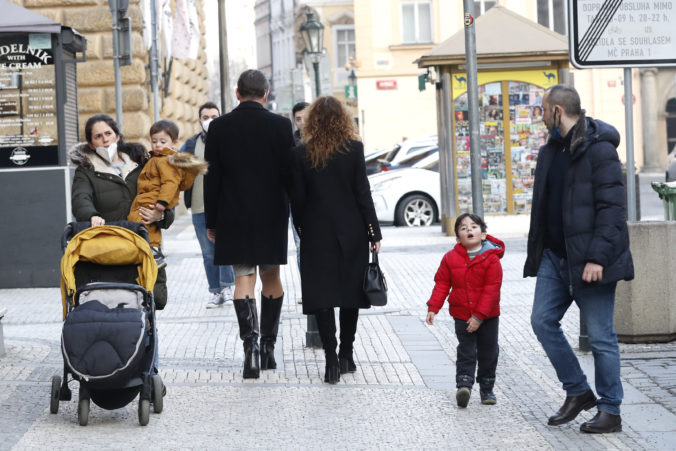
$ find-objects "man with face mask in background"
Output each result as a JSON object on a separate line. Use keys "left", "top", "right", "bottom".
{"left": 524, "top": 84, "right": 634, "bottom": 433}
{"left": 181, "top": 101, "right": 236, "bottom": 308}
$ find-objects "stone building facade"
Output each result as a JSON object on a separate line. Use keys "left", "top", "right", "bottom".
{"left": 8, "top": 0, "right": 210, "bottom": 147}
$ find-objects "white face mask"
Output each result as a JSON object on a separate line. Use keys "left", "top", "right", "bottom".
{"left": 201, "top": 119, "right": 213, "bottom": 133}
{"left": 95, "top": 142, "right": 118, "bottom": 163}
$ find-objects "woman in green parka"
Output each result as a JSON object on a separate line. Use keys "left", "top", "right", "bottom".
{"left": 70, "top": 114, "right": 174, "bottom": 308}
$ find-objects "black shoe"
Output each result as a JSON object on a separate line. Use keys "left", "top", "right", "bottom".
{"left": 260, "top": 294, "right": 283, "bottom": 370}
{"left": 580, "top": 411, "right": 622, "bottom": 433}
{"left": 339, "top": 356, "right": 357, "bottom": 374}
{"left": 480, "top": 389, "right": 496, "bottom": 405}
{"left": 456, "top": 387, "right": 471, "bottom": 408}
{"left": 233, "top": 297, "right": 260, "bottom": 379}
{"left": 548, "top": 389, "right": 597, "bottom": 426}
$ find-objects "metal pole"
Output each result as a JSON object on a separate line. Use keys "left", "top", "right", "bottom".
{"left": 624, "top": 67, "right": 637, "bottom": 221}
{"left": 313, "top": 59, "right": 321, "bottom": 98}
{"left": 150, "top": 0, "right": 160, "bottom": 122}
{"left": 111, "top": 0, "right": 123, "bottom": 128}
{"left": 218, "top": 0, "right": 231, "bottom": 112}
{"left": 463, "top": 0, "right": 483, "bottom": 216}
{"left": 441, "top": 73, "right": 457, "bottom": 223}
{"left": 436, "top": 80, "right": 449, "bottom": 234}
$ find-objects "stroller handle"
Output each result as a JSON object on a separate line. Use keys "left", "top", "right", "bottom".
{"left": 61, "top": 221, "right": 150, "bottom": 251}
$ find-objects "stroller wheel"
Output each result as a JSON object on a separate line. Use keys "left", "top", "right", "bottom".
{"left": 151, "top": 374, "right": 164, "bottom": 414}
{"left": 50, "top": 376, "right": 61, "bottom": 414}
{"left": 138, "top": 399, "right": 150, "bottom": 426}
{"left": 78, "top": 398, "right": 90, "bottom": 426}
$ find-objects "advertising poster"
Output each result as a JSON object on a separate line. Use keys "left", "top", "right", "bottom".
{"left": 0, "top": 33, "right": 58, "bottom": 167}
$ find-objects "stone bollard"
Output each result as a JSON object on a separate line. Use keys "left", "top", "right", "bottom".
{"left": 615, "top": 222, "right": 676, "bottom": 343}
{"left": 0, "top": 308, "right": 6, "bottom": 357}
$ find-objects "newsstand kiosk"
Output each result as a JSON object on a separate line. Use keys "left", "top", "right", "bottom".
{"left": 0, "top": 1, "right": 86, "bottom": 287}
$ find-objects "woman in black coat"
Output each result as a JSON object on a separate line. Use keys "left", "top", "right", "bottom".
{"left": 70, "top": 114, "right": 173, "bottom": 308}
{"left": 291, "top": 96, "right": 382, "bottom": 384}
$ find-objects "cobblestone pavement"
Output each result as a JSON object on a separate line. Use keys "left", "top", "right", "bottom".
{"left": 1, "top": 212, "right": 675, "bottom": 450}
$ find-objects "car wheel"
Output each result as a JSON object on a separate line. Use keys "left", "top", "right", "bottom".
{"left": 395, "top": 194, "right": 436, "bottom": 227}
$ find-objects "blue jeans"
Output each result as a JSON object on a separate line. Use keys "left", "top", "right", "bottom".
{"left": 192, "top": 213, "right": 234, "bottom": 293}
{"left": 531, "top": 249, "right": 623, "bottom": 415}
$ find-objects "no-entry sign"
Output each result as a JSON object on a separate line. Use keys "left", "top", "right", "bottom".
{"left": 568, "top": 0, "right": 676, "bottom": 68}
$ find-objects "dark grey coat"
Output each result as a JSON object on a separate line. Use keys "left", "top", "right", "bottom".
{"left": 204, "top": 101, "right": 295, "bottom": 265}
{"left": 523, "top": 115, "right": 634, "bottom": 288}
{"left": 290, "top": 140, "right": 382, "bottom": 314}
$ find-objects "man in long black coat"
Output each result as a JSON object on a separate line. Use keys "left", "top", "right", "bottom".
{"left": 204, "top": 69, "right": 295, "bottom": 379}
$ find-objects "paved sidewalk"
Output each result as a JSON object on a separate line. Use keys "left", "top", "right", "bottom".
{"left": 1, "top": 210, "right": 675, "bottom": 450}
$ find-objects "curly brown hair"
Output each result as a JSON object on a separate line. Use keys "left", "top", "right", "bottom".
{"left": 302, "top": 96, "right": 359, "bottom": 169}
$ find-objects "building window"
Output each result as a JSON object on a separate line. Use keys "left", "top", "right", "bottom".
{"left": 537, "top": 0, "right": 567, "bottom": 35}
{"left": 474, "top": 0, "right": 496, "bottom": 17}
{"left": 401, "top": 1, "right": 432, "bottom": 44}
{"left": 334, "top": 26, "right": 355, "bottom": 69}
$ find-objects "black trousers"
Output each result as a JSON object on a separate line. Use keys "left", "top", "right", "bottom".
{"left": 454, "top": 316, "right": 499, "bottom": 387}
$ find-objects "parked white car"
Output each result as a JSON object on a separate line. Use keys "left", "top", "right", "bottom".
{"left": 369, "top": 155, "right": 441, "bottom": 227}
{"left": 372, "top": 135, "right": 438, "bottom": 174}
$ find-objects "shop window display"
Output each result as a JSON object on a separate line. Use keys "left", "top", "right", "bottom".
{"left": 454, "top": 82, "right": 507, "bottom": 214}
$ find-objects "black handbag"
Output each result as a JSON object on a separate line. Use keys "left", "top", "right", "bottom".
{"left": 363, "top": 249, "right": 387, "bottom": 306}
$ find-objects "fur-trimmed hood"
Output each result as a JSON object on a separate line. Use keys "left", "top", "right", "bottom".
{"left": 169, "top": 151, "right": 208, "bottom": 174}
{"left": 69, "top": 142, "right": 138, "bottom": 178}
{"left": 546, "top": 111, "right": 620, "bottom": 157}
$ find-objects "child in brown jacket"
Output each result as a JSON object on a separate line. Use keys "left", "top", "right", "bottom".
{"left": 128, "top": 120, "right": 208, "bottom": 265}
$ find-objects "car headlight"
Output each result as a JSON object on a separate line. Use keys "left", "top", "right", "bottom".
{"left": 371, "top": 176, "right": 402, "bottom": 192}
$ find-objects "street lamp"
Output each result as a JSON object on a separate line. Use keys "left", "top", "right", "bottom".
{"left": 300, "top": 10, "right": 324, "bottom": 98}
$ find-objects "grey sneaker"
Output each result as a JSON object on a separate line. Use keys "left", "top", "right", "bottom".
{"left": 206, "top": 292, "right": 225, "bottom": 309}
{"left": 221, "top": 286, "right": 234, "bottom": 304}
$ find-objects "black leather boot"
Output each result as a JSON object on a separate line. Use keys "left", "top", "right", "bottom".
{"left": 478, "top": 377, "right": 497, "bottom": 405}
{"left": 338, "top": 308, "right": 358, "bottom": 374}
{"left": 314, "top": 308, "right": 339, "bottom": 384}
{"left": 548, "top": 389, "right": 597, "bottom": 426}
{"left": 233, "top": 296, "right": 260, "bottom": 379}
{"left": 580, "top": 411, "right": 622, "bottom": 433}
{"left": 260, "top": 293, "right": 283, "bottom": 370}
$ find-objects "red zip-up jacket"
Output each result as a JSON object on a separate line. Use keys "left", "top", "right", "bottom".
{"left": 426, "top": 235, "right": 504, "bottom": 321}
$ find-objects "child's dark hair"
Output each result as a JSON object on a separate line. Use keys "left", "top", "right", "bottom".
{"left": 454, "top": 213, "right": 487, "bottom": 235}
{"left": 150, "top": 120, "right": 179, "bottom": 141}
{"left": 118, "top": 141, "right": 149, "bottom": 165}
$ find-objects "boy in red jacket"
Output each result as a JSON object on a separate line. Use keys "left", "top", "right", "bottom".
{"left": 426, "top": 213, "right": 504, "bottom": 408}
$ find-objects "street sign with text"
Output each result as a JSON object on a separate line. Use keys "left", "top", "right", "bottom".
{"left": 568, "top": 0, "right": 676, "bottom": 68}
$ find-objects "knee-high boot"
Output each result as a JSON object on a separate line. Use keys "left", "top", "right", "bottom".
{"left": 314, "top": 308, "right": 339, "bottom": 384}
{"left": 260, "top": 293, "right": 283, "bottom": 370}
{"left": 338, "top": 308, "right": 359, "bottom": 374}
{"left": 233, "top": 296, "right": 260, "bottom": 379}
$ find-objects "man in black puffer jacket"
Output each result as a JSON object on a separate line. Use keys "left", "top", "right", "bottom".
{"left": 524, "top": 85, "right": 633, "bottom": 434}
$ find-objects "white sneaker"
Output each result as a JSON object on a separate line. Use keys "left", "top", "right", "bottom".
{"left": 206, "top": 292, "right": 225, "bottom": 309}
{"left": 221, "top": 286, "right": 234, "bottom": 304}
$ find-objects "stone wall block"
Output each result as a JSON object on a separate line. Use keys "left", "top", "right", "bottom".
{"left": 64, "top": 7, "right": 112, "bottom": 33}
{"left": 121, "top": 111, "right": 151, "bottom": 142}
{"left": 79, "top": 60, "right": 116, "bottom": 86}
{"left": 104, "top": 86, "right": 148, "bottom": 112}
{"left": 25, "top": 0, "right": 97, "bottom": 6}
{"left": 86, "top": 34, "right": 103, "bottom": 60}
{"left": 615, "top": 221, "right": 676, "bottom": 342}
{"left": 121, "top": 59, "right": 146, "bottom": 84}
{"left": 78, "top": 88, "right": 105, "bottom": 113}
